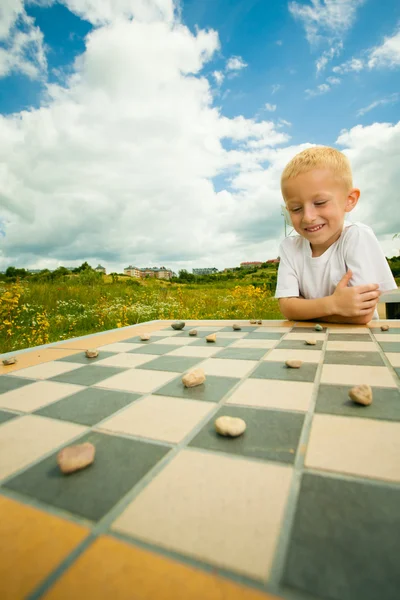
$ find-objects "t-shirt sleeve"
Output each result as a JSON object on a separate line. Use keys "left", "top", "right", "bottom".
{"left": 343, "top": 225, "right": 397, "bottom": 292}
{"left": 275, "top": 241, "right": 300, "bottom": 298}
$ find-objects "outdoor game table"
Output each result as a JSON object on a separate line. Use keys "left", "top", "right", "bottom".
{"left": 1, "top": 319, "right": 399, "bottom": 600}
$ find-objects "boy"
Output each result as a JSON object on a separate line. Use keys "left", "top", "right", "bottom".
{"left": 275, "top": 146, "right": 397, "bottom": 324}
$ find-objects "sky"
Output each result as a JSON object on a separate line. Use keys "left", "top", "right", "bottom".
{"left": 0, "top": 0, "right": 399, "bottom": 274}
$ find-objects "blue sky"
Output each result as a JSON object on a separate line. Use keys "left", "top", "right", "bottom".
{"left": 0, "top": 0, "right": 399, "bottom": 272}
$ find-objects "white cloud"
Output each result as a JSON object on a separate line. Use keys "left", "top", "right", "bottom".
{"left": 357, "top": 93, "right": 399, "bottom": 117}
{"left": 326, "top": 75, "right": 340, "bottom": 85}
{"left": 315, "top": 41, "right": 342, "bottom": 73}
{"left": 265, "top": 103, "right": 276, "bottom": 112}
{"left": 368, "top": 28, "right": 400, "bottom": 69}
{"left": 332, "top": 57, "right": 364, "bottom": 74}
{"left": 305, "top": 82, "right": 330, "bottom": 97}
{"left": 271, "top": 83, "right": 281, "bottom": 94}
{"left": 212, "top": 70, "right": 224, "bottom": 85}
{"left": 289, "top": 0, "right": 365, "bottom": 45}
{"left": 226, "top": 55, "right": 247, "bottom": 71}
{"left": 61, "top": 0, "right": 176, "bottom": 25}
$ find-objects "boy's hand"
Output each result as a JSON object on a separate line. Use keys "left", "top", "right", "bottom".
{"left": 331, "top": 270, "right": 380, "bottom": 317}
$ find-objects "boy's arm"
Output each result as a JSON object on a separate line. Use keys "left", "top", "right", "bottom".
{"left": 279, "top": 271, "right": 380, "bottom": 323}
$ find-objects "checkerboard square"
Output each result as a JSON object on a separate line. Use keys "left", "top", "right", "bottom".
{"left": 230, "top": 338, "right": 277, "bottom": 349}
{"left": 166, "top": 345, "right": 220, "bottom": 358}
{"left": 0, "top": 375, "right": 36, "bottom": 394}
{"left": 324, "top": 351, "right": 384, "bottom": 366}
{"left": 36, "top": 388, "right": 140, "bottom": 426}
{"left": 97, "top": 343, "right": 145, "bottom": 353}
{"left": 0, "top": 415, "right": 86, "bottom": 481}
{"left": 5, "top": 431, "right": 170, "bottom": 521}
{"left": 94, "top": 353, "right": 157, "bottom": 369}
{"left": 139, "top": 355, "right": 204, "bottom": 373}
{"left": 244, "top": 332, "right": 283, "bottom": 340}
{"left": 111, "top": 449, "right": 293, "bottom": 581}
{"left": 190, "top": 405, "right": 304, "bottom": 464}
{"left": 306, "top": 414, "right": 400, "bottom": 482}
{"left": 9, "top": 361, "right": 83, "bottom": 380}
{"left": 373, "top": 333, "right": 400, "bottom": 342}
{"left": 328, "top": 333, "right": 372, "bottom": 342}
{"left": 326, "top": 341, "right": 377, "bottom": 352}
{"left": 276, "top": 340, "right": 324, "bottom": 350}
{"left": 284, "top": 333, "right": 326, "bottom": 341}
{"left": 154, "top": 374, "right": 239, "bottom": 402}
{"left": 99, "top": 395, "right": 215, "bottom": 443}
{"left": 152, "top": 337, "right": 197, "bottom": 346}
{"left": 264, "top": 349, "right": 322, "bottom": 363}
{"left": 148, "top": 330, "right": 181, "bottom": 337}
{"left": 198, "top": 358, "right": 258, "bottom": 378}
{"left": 219, "top": 326, "right": 257, "bottom": 332}
{"left": 315, "top": 384, "right": 400, "bottom": 421}
{"left": 214, "top": 332, "right": 247, "bottom": 339}
{"left": 0, "top": 381, "right": 84, "bottom": 412}
{"left": 283, "top": 473, "right": 400, "bottom": 600}
{"left": 190, "top": 337, "right": 236, "bottom": 347}
{"left": 385, "top": 353, "right": 400, "bottom": 368}
{"left": 50, "top": 365, "right": 127, "bottom": 386}
{"left": 57, "top": 351, "right": 116, "bottom": 364}
{"left": 226, "top": 379, "right": 314, "bottom": 412}
{"left": 251, "top": 361, "right": 318, "bottom": 382}
{"left": 320, "top": 364, "right": 397, "bottom": 387}
{"left": 378, "top": 342, "right": 400, "bottom": 353}
{"left": 128, "top": 344, "right": 178, "bottom": 355}
{"left": 0, "top": 409, "right": 18, "bottom": 425}
{"left": 213, "top": 347, "right": 268, "bottom": 360}
{"left": 94, "top": 368, "right": 179, "bottom": 394}
{"left": 292, "top": 326, "right": 327, "bottom": 333}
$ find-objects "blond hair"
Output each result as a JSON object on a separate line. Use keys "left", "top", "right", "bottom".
{"left": 281, "top": 146, "right": 353, "bottom": 191}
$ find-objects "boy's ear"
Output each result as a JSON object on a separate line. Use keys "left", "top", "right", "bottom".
{"left": 345, "top": 188, "right": 360, "bottom": 213}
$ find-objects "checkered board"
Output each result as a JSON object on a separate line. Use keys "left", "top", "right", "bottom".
{"left": 1, "top": 320, "right": 400, "bottom": 600}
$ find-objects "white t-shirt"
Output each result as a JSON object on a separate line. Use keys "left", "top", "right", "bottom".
{"left": 275, "top": 222, "right": 397, "bottom": 319}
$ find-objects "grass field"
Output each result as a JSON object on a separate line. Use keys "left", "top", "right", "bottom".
{"left": 0, "top": 277, "right": 282, "bottom": 353}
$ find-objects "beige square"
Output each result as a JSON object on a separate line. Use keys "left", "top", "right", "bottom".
{"left": 0, "top": 381, "right": 83, "bottom": 412}
{"left": 94, "top": 368, "right": 179, "bottom": 394}
{"left": 306, "top": 414, "right": 400, "bottom": 482}
{"left": 0, "top": 415, "right": 86, "bottom": 481}
{"left": 385, "top": 353, "right": 400, "bottom": 368}
{"left": 199, "top": 358, "right": 258, "bottom": 378}
{"left": 327, "top": 327, "right": 369, "bottom": 334}
{"left": 152, "top": 337, "right": 196, "bottom": 346}
{"left": 112, "top": 449, "right": 293, "bottom": 581}
{"left": 231, "top": 339, "right": 277, "bottom": 349}
{"left": 167, "top": 346, "right": 220, "bottom": 358}
{"left": 9, "top": 361, "right": 83, "bottom": 380}
{"left": 253, "top": 327, "right": 289, "bottom": 333}
{"left": 216, "top": 332, "right": 247, "bottom": 339}
{"left": 320, "top": 364, "right": 397, "bottom": 387}
{"left": 97, "top": 342, "right": 144, "bottom": 353}
{"left": 284, "top": 332, "right": 326, "bottom": 341}
{"left": 95, "top": 353, "right": 157, "bottom": 368}
{"left": 99, "top": 395, "right": 214, "bottom": 443}
{"left": 326, "top": 341, "right": 377, "bottom": 352}
{"left": 150, "top": 330, "right": 181, "bottom": 337}
{"left": 226, "top": 379, "right": 313, "bottom": 412}
{"left": 373, "top": 334, "right": 400, "bottom": 343}
{"left": 264, "top": 349, "right": 322, "bottom": 363}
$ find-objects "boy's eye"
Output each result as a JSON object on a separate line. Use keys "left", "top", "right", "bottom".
{"left": 290, "top": 207, "right": 301, "bottom": 213}
{"left": 315, "top": 200, "right": 327, "bottom": 206}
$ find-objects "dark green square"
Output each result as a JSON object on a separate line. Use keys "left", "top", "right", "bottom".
{"left": 373, "top": 328, "right": 400, "bottom": 335}
{"left": 154, "top": 374, "right": 239, "bottom": 402}
{"left": 142, "top": 356, "right": 203, "bottom": 373}
{"left": 379, "top": 342, "right": 400, "bottom": 352}
{"left": 5, "top": 431, "right": 170, "bottom": 522}
{"left": 56, "top": 351, "right": 115, "bottom": 364}
{"left": 328, "top": 333, "right": 371, "bottom": 342}
{"left": 324, "top": 351, "right": 384, "bottom": 366}
{"left": 277, "top": 340, "right": 324, "bottom": 350}
{"left": 128, "top": 344, "right": 177, "bottom": 355}
{"left": 0, "top": 376, "right": 33, "bottom": 394}
{"left": 35, "top": 388, "right": 140, "bottom": 426}
{"left": 190, "top": 337, "right": 235, "bottom": 347}
{"left": 244, "top": 332, "right": 283, "bottom": 340}
{"left": 49, "top": 365, "right": 127, "bottom": 386}
{"left": 315, "top": 384, "right": 400, "bottom": 421}
{"left": 292, "top": 326, "right": 327, "bottom": 333}
{"left": 395, "top": 368, "right": 400, "bottom": 380}
{"left": 213, "top": 347, "right": 268, "bottom": 360}
{"left": 189, "top": 405, "right": 304, "bottom": 464}
{"left": 175, "top": 330, "right": 222, "bottom": 338}
{"left": 250, "top": 361, "right": 318, "bottom": 382}
{"left": 283, "top": 473, "right": 400, "bottom": 600}
{"left": 0, "top": 409, "right": 18, "bottom": 425}
{"left": 122, "top": 336, "right": 156, "bottom": 344}
{"left": 219, "top": 326, "right": 258, "bottom": 332}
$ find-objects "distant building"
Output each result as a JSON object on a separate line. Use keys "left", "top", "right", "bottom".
{"left": 240, "top": 261, "right": 263, "bottom": 269}
{"left": 95, "top": 264, "right": 106, "bottom": 274}
{"left": 192, "top": 268, "right": 219, "bottom": 275}
{"left": 265, "top": 258, "right": 280, "bottom": 264}
{"left": 124, "top": 265, "right": 173, "bottom": 280}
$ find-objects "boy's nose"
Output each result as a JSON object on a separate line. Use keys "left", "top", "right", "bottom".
{"left": 302, "top": 205, "right": 317, "bottom": 223}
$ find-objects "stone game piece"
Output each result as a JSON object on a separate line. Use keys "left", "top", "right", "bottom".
{"left": 57, "top": 442, "right": 96, "bottom": 474}
{"left": 315, "top": 324, "right": 323, "bottom": 331}
{"left": 349, "top": 384, "right": 373, "bottom": 406}
{"left": 250, "top": 320, "right": 257, "bottom": 324}
{"left": 140, "top": 333, "right": 151, "bottom": 341}
{"left": 171, "top": 321, "right": 185, "bottom": 330}
{"left": 232, "top": 324, "right": 241, "bottom": 331}
{"left": 85, "top": 349, "right": 99, "bottom": 358}
{"left": 286, "top": 359, "right": 302, "bottom": 369}
{"left": 2, "top": 357, "right": 17, "bottom": 365}
{"left": 182, "top": 368, "right": 206, "bottom": 388}
{"left": 305, "top": 339, "right": 317, "bottom": 345}
{"left": 380, "top": 325, "right": 390, "bottom": 331}
{"left": 215, "top": 416, "right": 246, "bottom": 437}
{"left": 257, "top": 320, "right": 262, "bottom": 325}
{"left": 206, "top": 333, "right": 217, "bottom": 343}
{"left": 189, "top": 329, "right": 198, "bottom": 336}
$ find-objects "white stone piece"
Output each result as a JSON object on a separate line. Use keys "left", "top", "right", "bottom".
{"left": 140, "top": 334, "right": 151, "bottom": 341}
{"left": 182, "top": 368, "right": 206, "bottom": 388}
{"left": 57, "top": 442, "right": 96, "bottom": 474}
{"left": 215, "top": 416, "right": 246, "bottom": 437}
{"left": 349, "top": 384, "right": 373, "bottom": 406}
{"left": 189, "top": 329, "right": 198, "bottom": 336}
{"left": 85, "top": 349, "right": 99, "bottom": 358}
{"left": 286, "top": 359, "right": 302, "bottom": 368}
{"left": 206, "top": 333, "right": 217, "bottom": 343}
{"left": 2, "top": 357, "right": 17, "bottom": 365}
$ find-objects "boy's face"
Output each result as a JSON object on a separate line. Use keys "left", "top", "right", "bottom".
{"left": 282, "top": 168, "right": 360, "bottom": 256}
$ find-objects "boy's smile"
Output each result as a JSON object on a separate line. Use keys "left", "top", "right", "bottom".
{"left": 282, "top": 168, "right": 360, "bottom": 257}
